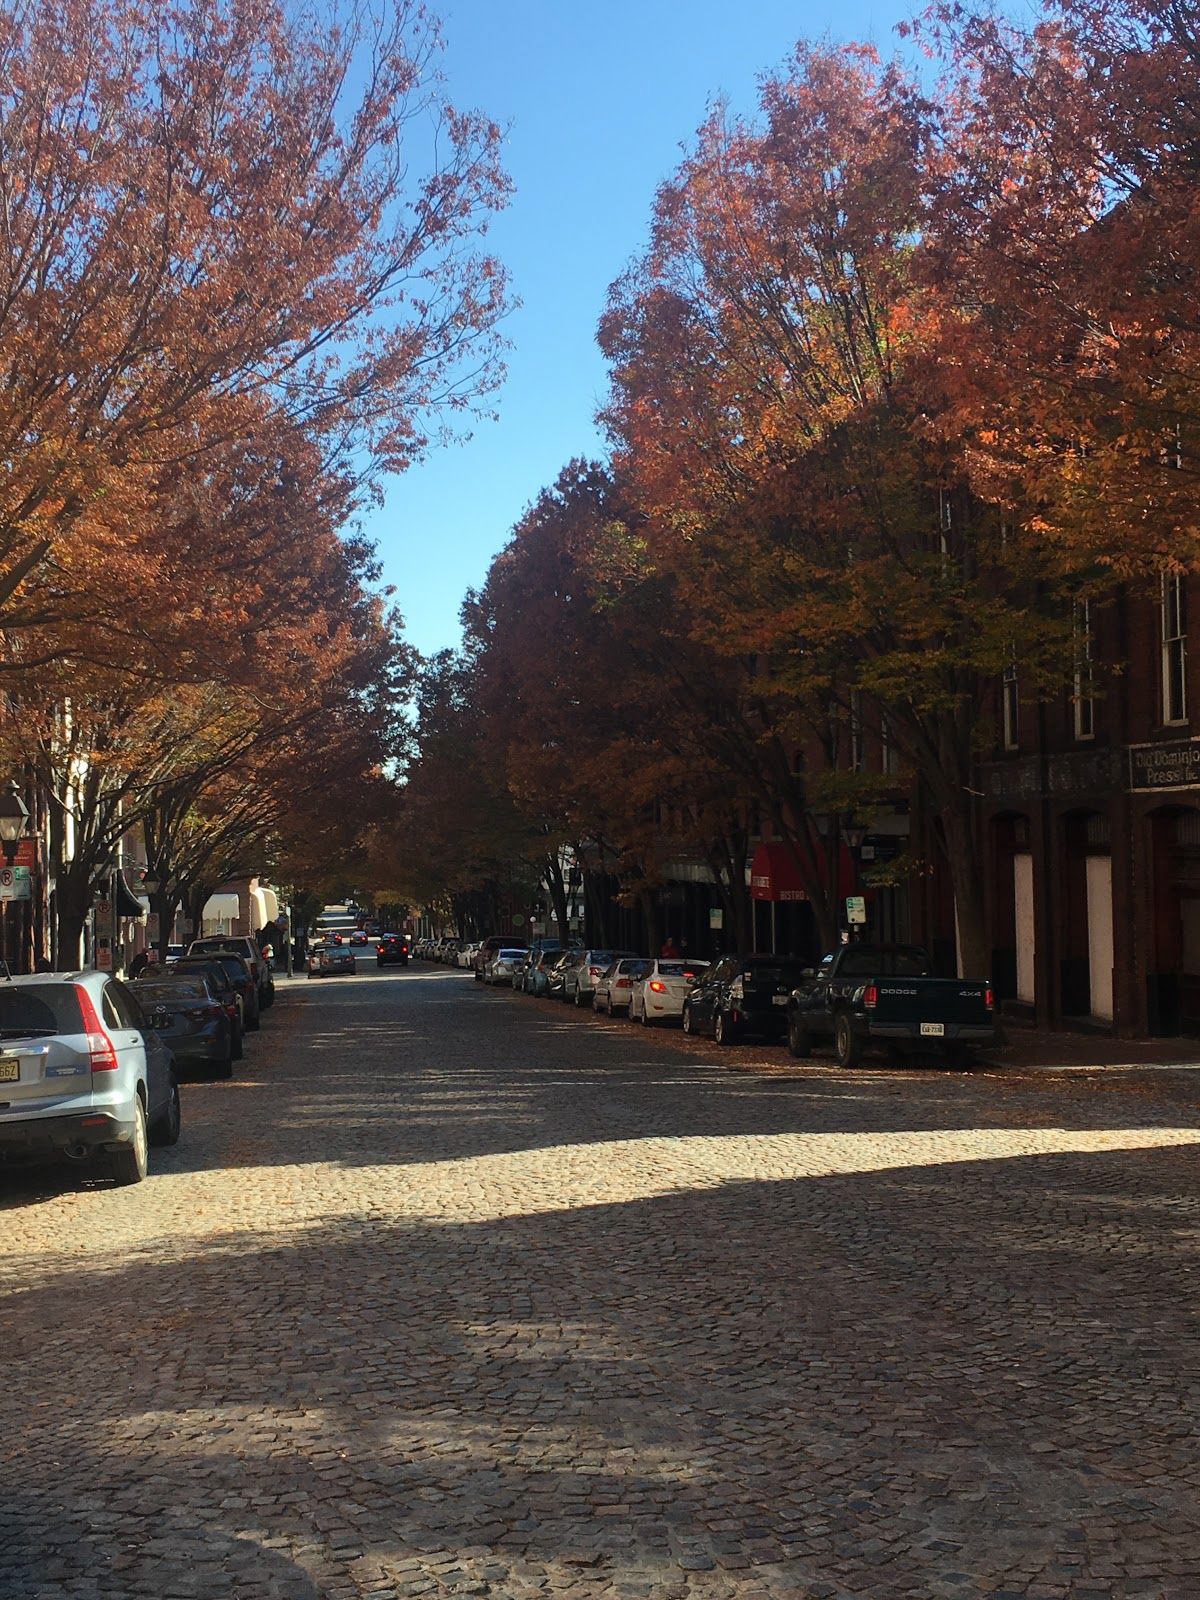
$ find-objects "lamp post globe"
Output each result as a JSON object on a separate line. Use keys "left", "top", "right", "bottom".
{"left": 0, "top": 784, "right": 29, "bottom": 866}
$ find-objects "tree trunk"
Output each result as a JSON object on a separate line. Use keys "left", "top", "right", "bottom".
{"left": 543, "top": 853, "right": 569, "bottom": 943}
{"left": 55, "top": 873, "right": 93, "bottom": 970}
{"left": 583, "top": 870, "right": 610, "bottom": 947}
{"left": 639, "top": 888, "right": 659, "bottom": 956}
{"left": 156, "top": 892, "right": 180, "bottom": 960}
{"left": 939, "top": 799, "right": 988, "bottom": 978}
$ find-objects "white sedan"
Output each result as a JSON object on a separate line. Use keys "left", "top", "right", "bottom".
{"left": 630, "top": 958, "right": 711, "bottom": 1025}
{"left": 484, "top": 948, "right": 527, "bottom": 985}
{"left": 593, "top": 958, "right": 652, "bottom": 1015}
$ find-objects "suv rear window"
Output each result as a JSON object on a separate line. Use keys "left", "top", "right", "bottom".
{"left": 745, "top": 960, "right": 807, "bottom": 984}
{"left": 0, "top": 985, "right": 85, "bottom": 1036}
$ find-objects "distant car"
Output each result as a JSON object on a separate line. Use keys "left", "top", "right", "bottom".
{"left": 307, "top": 942, "right": 357, "bottom": 978}
{"left": 484, "top": 947, "right": 527, "bottom": 985}
{"left": 0, "top": 971, "right": 180, "bottom": 1183}
{"left": 594, "top": 957, "right": 653, "bottom": 1016}
{"left": 564, "top": 949, "right": 638, "bottom": 1007}
{"left": 376, "top": 933, "right": 409, "bottom": 966}
{"left": 350, "top": 930, "right": 368, "bottom": 947}
{"left": 131, "top": 973, "right": 235, "bottom": 1078}
{"left": 630, "top": 958, "right": 710, "bottom": 1025}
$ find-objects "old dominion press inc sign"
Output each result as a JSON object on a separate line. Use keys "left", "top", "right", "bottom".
{"left": 1129, "top": 738, "right": 1200, "bottom": 791}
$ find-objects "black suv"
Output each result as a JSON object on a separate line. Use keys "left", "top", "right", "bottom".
{"left": 377, "top": 933, "right": 409, "bottom": 967}
{"left": 682, "top": 953, "right": 809, "bottom": 1045}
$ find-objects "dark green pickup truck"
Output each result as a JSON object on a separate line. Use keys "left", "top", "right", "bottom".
{"left": 785, "top": 943, "right": 996, "bottom": 1067}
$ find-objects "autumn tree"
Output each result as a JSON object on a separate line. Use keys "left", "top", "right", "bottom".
{"left": 0, "top": 0, "right": 510, "bottom": 639}
{"left": 914, "top": 0, "right": 1200, "bottom": 580}
{"left": 599, "top": 43, "right": 1092, "bottom": 975}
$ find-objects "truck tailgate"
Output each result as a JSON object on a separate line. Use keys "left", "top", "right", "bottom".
{"left": 872, "top": 978, "right": 991, "bottom": 1026}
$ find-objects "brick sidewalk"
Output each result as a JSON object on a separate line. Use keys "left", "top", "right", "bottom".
{"left": 983, "top": 1021, "right": 1200, "bottom": 1072}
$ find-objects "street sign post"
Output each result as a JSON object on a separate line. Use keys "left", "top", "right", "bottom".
{"left": 845, "top": 895, "right": 867, "bottom": 926}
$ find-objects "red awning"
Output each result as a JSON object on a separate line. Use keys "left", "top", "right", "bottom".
{"left": 749, "top": 842, "right": 808, "bottom": 902}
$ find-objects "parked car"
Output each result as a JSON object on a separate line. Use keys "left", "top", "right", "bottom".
{"left": 786, "top": 943, "right": 996, "bottom": 1066}
{"left": 524, "top": 947, "right": 565, "bottom": 996}
{"left": 484, "top": 947, "right": 527, "bottom": 985}
{"left": 545, "top": 948, "right": 580, "bottom": 1001}
{"left": 682, "top": 953, "right": 810, "bottom": 1044}
{"left": 473, "top": 937, "right": 505, "bottom": 981}
{"left": 307, "top": 942, "right": 357, "bottom": 978}
{"left": 131, "top": 972, "right": 235, "bottom": 1078}
{"left": 593, "top": 957, "right": 652, "bottom": 1015}
{"left": 376, "top": 933, "right": 409, "bottom": 966}
{"left": 507, "top": 951, "right": 533, "bottom": 989}
{"left": 154, "top": 958, "right": 244, "bottom": 1054}
{"left": 0, "top": 971, "right": 180, "bottom": 1183}
{"left": 563, "top": 949, "right": 638, "bottom": 1007}
{"left": 188, "top": 936, "right": 274, "bottom": 1010}
{"left": 173, "top": 953, "right": 260, "bottom": 1031}
{"left": 630, "top": 958, "right": 710, "bottom": 1024}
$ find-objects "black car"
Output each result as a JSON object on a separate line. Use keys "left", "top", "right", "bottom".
{"left": 160, "top": 958, "right": 244, "bottom": 1057}
{"left": 171, "top": 954, "right": 260, "bottom": 1031}
{"left": 376, "top": 933, "right": 409, "bottom": 966}
{"left": 682, "top": 953, "right": 810, "bottom": 1045}
{"left": 131, "top": 974, "right": 235, "bottom": 1078}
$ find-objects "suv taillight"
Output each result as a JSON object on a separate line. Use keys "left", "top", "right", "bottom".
{"left": 984, "top": 985, "right": 994, "bottom": 1010}
{"left": 863, "top": 985, "right": 878, "bottom": 1009}
{"left": 76, "top": 985, "right": 119, "bottom": 1072}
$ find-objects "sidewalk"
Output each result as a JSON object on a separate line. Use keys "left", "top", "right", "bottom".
{"left": 981, "top": 1021, "right": 1200, "bottom": 1073}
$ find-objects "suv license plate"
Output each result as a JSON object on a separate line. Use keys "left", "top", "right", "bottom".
{"left": 920, "top": 1022, "right": 945, "bottom": 1037}
{"left": 0, "top": 1058, "right": 19, "bottom": 1081}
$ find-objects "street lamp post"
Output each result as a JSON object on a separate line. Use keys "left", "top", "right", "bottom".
{"left": 0, "top": 784, "right": 29, "bottom": 866}
{"left": 0, "top": 785, "right": 30, "bottom": 972}
{"left": 842, "top": 822, "right": 868, "bottom": 942}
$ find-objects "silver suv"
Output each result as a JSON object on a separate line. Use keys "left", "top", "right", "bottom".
{"left": 0, "top": 971, "right": 180, "bottom": 1184}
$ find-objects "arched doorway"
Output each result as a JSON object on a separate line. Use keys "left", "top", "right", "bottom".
{"left": 1060, "top": 811, "right": 1113, "bottom": 1022}
{"left": 1147, "top": 805, "right": 1200, "bottom": 1035}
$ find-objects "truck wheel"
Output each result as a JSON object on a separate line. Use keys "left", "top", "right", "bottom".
{"left": 787, "top": 1015, "right": 811, "bottom": 1059}
{"left": 834, "top": 1012, "right": 862, "bottom": 1068}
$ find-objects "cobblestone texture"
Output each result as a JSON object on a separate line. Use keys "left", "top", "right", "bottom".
{"left": 3, "top": 968, "right": 1200, "bottom": 1599}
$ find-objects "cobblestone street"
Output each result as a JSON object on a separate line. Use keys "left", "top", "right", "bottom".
{"left": 4, "top": 967, "right": 1200, "bottom": 1600}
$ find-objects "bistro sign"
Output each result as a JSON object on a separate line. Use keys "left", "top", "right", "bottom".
{"left": 1129, "top": 738, "right": 1200, "bottom": 791}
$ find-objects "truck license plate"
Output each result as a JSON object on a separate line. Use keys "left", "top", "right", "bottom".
{"left": 920, "top": 1022, "right": 945, "bottom": 1037}
{"left": 772, "top": 995, "right": 788, "bottom": 1006}
{"left": 0, "top": 1057, "right": 19, "bottom": 1082}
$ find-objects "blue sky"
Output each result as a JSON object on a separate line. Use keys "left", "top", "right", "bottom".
{"left": 369, "top": 0, "right": 913, "bottom": 658}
